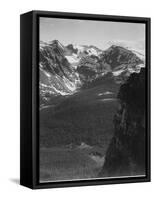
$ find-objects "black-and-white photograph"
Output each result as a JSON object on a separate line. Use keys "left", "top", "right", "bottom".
{"left": 39, "top": 17, "right": 146, "bottom": 183}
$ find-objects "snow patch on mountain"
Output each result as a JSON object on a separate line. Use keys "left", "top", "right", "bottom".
{"left": 86, "top": 48, "right": 100, "bottom": 56}
{"left": 62, "top": 76, "right": 77, "bottom": 92}
{"left": 65, "top": 54, "right": 80, "bottom": 69}
{"left": 112, "top": 69, "right": 125, "bottom": 76}
{"left": 71, "top": 44, "right": 102, "bottom": 57}
{"left": 73, "top": 44, "right": 84, "bottom": 52}
{"left": 131, "top": 49, "right": 145, "bottom": 61}
{"left": 98, "top": 91, "right": 114, "bottom": 96}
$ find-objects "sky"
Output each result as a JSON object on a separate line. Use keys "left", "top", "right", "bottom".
{"left": 40, "top": 17, "right": 145, "bottom": 52}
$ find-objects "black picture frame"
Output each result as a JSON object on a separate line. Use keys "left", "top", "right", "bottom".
{"left": 20, "top": 10, "right": 151, "bottom": 189}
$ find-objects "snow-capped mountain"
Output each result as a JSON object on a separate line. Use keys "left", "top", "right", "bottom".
{"left": 39, "top": 40, "right": 81, "bottom": 103}
{"left": 39, "top": 40, "right": 145, "bottom": 103}
{"left": 106, "top": 40, "right": 145, "bottom": 61}
{"left": 64, "top": 43, "right": 102, "bottom": 69}
{"left": 99, "top": 45, "right": 144, "bottom": 83}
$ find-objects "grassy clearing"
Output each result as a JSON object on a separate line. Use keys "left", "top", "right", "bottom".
{"left": 40, "top": 84, "right": 119, "bottom": 147}
{"left": 40, "top": 146, "right": 105, "bottom": 182}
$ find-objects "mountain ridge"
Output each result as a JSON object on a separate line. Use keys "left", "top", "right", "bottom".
{"left": 39, "top": 40, "right": 145, "bottom": 105}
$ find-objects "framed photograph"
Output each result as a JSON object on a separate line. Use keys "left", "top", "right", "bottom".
{"left": 20, "top": 10, "right": 151, "bottom": 189}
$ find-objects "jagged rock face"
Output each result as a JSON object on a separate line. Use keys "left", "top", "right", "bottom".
{"left": 100, "top": 45, "right": 144, "bottom": 84}
{"left": 39, "top": 41, "right": 81, "bottom": 103}
{"left": 65, "top": 44, "right": 78, "bottom": 55}
{"left": 100, "top": 68, "right": 146, "bottom": 177}
{"left": 77, "top": 55, "right": 101, "bottom": 83}
{"left": 101, "top": 45, "right": 143, "bottom": 69}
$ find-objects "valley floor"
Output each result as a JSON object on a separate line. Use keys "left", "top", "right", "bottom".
{"left": 39, "top": 84, "right": 119, "bottom": 182}
{"left": 40, "top": 144, "right": 105, "bottom": 182}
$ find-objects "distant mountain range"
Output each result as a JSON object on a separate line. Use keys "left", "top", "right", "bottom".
{"left": 39, "top": 40, "right": 145, "bottom": 103}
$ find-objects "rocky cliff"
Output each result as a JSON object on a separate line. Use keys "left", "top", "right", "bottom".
{"left": 99, "top": 68, "right": 146, "bottom": 177}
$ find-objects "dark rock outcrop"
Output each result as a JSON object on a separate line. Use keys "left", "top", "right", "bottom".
{"left": 99, "top": 68, "right": 146, "bottom": 177}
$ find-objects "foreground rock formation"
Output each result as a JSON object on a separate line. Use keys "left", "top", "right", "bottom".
{"left": 100, "top": 68, "right": 146, "bottom": 177}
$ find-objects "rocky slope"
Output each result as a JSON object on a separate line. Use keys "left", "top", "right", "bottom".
{"left": 39, "top": 40, "right": 81, "bottom": 104}
{"left": 99, "top": 68, "right": 146, "bottom": 177}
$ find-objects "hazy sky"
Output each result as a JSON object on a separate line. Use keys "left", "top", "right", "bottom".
{"left": 40, "top": 17, "right": 145, "bottom": 52}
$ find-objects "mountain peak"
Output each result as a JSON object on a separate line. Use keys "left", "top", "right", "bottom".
{"left": 106, "top": 45, "right": 136, "bottom": 56}
{"left": 49, "top": 39, "right": 59, "bottom": 44}
{"left": 48, "top": 40, "right": 64, "bottom": 48}
{"left": 109, "top": 45, "right": 126, "bottom": 50}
